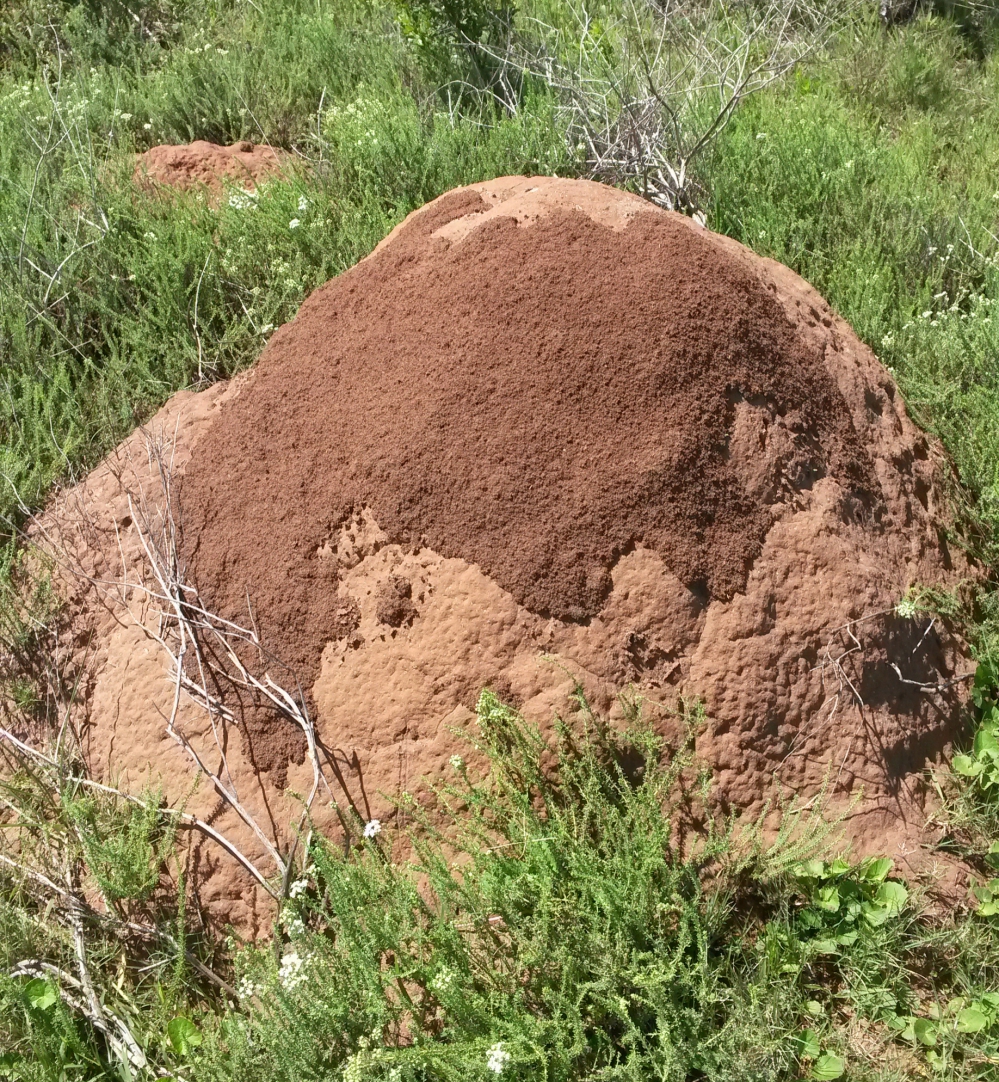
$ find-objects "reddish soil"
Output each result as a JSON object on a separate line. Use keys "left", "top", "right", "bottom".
{"left": 179, "top": 190, "right": 882, "bottom": 722}
{"left": 35, "top": 178, "right": 978, "bottom": 929}
{"left": 134, "top": 139, "right": 287, "bottom": 193}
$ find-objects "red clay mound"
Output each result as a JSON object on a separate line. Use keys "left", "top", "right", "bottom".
{"left": 35, "top": 178, "right": 978, "bottom": 928}
{"left": 134, "top": 139, "right": 286, "bottom": 193}
{"left": 180, "top": 185, "right": 881, "bottom": 690}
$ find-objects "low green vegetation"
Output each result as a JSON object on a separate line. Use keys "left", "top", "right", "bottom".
{"left": 5, "top": 688, "right": 999, "bottom": 1081}
{"left": 3, "top": 0, "right": 999, "bottom": 1079}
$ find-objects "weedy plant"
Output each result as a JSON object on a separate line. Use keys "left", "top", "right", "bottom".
{"left": 196, "top": 689, "right": 827, "bottom": 1082}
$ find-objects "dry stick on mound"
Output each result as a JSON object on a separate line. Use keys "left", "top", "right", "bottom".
{"left": 123, "top": 444, "right": 327, "bottom": 893}
{"left": 5, "top": 428, "right": 344, "bottom": 903}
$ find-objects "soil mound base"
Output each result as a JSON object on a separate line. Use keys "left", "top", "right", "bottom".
{"left": 134, "top": 139, "right": 286, "bottom": 193}
{"left": 34, "top": 178, "right": 977, "bottom": 928}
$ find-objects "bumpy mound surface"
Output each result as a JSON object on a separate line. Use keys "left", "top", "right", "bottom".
{"left": 134, "top": 139, "right": 286, "bottom": 192}
{"left": 180, "top": 182, "right": 880, "bottom": 695}
{"left": 36, "top": 178, "right": 977, "bottom": 928}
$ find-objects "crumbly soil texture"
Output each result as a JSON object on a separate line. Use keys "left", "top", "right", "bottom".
{"left": 37, "top": 177, "right": 977, "bottom": 929}
{"left": 134, "top": 139, "right": 287, "bottom": 193}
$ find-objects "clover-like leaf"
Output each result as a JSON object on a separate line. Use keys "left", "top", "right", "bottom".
{"left": 796, "top": 1028, "right": 821, "bottom": 1057}
{"left": 913, "top": 1018, "right": 937, "bottom": 1046}
{"left": 167, "top": 1016, "right": 203, "bottom": 1056}
{"left": 23, "top": 978, "right": 57, "bottom": 1011}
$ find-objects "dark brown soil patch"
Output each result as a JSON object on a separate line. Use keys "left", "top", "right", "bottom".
{"left": 177, "top": 188, "right": 884, "bottom": 763}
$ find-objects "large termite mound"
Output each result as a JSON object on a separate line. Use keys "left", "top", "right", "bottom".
{"left": 38, "top": 177, "right": 976, "bottom": 928}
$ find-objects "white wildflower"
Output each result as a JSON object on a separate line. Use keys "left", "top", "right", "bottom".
{"left": 449, "top": 754, "right": 464, "bottom": 771}
{"left": 895, "top": 597, "right": 918, "bottom": 620}
{"left": 228, "top": 190, "right": 258, "bottom": 210}
{"left": 280, "top": 910, "right": 305, "bottom": 936}
{"left": 430, "top": 967, "right": 455, "bottom": 992}
{"left": 297, "top": 195, "right": 309, "bottom": 212}
{"left": 143, "top": 231, "right": 157, "bottom": 240}
{"left": 260, "top": 323, "right": 274, "bottom": 334}
{"left": 486, "top": 1042, "right": 511, "bottom": 1074}
{"left": 278, "top": 950, "right": 307, "bottom": 990}
{"left": 921, "top": 310, "right": 932, "bottom": 319}
{"left": 236, "top": 976, "right": 257, "bottom": 998}
{"left": 143, "top": 122, "right": 152, "bottom": 130}
{"left": 288, "top": 218, "right": 301, "bottom": 229}
{"left": 118, "top": 112, "right": 132, "bottom": 121}
{"left": 289, "top": 877, "right": 309, "bottom": 899}
{"left": 363, "top": 819, "right": 381, "bottom": 838}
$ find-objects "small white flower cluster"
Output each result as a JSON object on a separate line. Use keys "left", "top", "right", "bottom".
{"left": 298, "top": 195, "right": 309, "bottom": 213}
{"left": 288, "top": 218, "right": 300, "bottom": 229}
{"left": 895, "top": 597, "right": 918, "bottom": 620}
{"left": 363, "top": 818, "right": 382, "bottom": 838}
{"left": 236, "top": 975, "right": 259, "bottom": 999}
{"left": 278, "top": 950, "right": 308, "bottom": 990}
{"left": 325, "top": 97, "right": 387, "bottom": 150}
{"left": 486, "top": 1042, "right": 511, "bottom": 1075}
{"left": 228, "top": 189, "right": 258, "bottom": 210}
{"left": 270, "top": 257, "right": 298, "bottom": 291}
{"left": 288, "top": 876, "right": 310, "bottom": 899}
{"left": 449, "top": 754, "right": 464, "bottom": 771}
{"left": 430, "top": 967, "right": 455, "bottom": 992}
{"left": 279, "top": 908, "right": 305, "bottom": 937}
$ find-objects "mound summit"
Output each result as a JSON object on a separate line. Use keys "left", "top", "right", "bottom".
{"left": 42, "top": 177, "right": 976, "bottom": 927}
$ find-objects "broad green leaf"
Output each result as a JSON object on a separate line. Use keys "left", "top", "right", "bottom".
{"left": 971, "top": 882, "right": 995, "bottom": 903}
{"left": 23, "top": 978, "right": 57, "bottom": 1011}
{"left": 956, "top": 1007, "right": 989, "bottom": 1033}
{"left": 951, "top": 754, "right": 981, "bottom": 777}
{"left": 804, "top": 1000, "right": 824, "bottom": 1016}
{"left": 913, "top": 1018, "right": 937, "bottom": 1046}
{"left": 973, "top": 728, "right": 999, "bottom": 758}
{"left": 976, "top": 901, "right": 999, "bottom": 916}
{"left": 827, "top": 858, "right": 851, "bottom": 876}
{"left": 863, "top": 857, "right": 892, "bottom": 882}
{"left": 795, "top": 860, "right": 825, "bottom": 878}
{"left": 167, "top": 1017, "right": 203, "bottom": 1056}
{"left": 796, "top": 1029, "right": 821, "bottom": 1057}
{"left": 875, "top": 881, "right": 907, "bottom": 913}
{"left": 811, "top": 1053, "right": 845, "bottom": 1079}
{"left": 816, "top": 885, "right": 840, "bottom": 912}
{"left": 812, "top": 939, "right": 839, "bottom": 954}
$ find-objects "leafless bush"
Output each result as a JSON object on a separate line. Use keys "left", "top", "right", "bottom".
{"left": 471, "top": 0, "right": 850, "bottom": 213}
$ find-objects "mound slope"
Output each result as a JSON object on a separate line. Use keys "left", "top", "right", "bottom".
{"left": 37, "top": 178, "right": 977, "bottom": 926}
{"left": 180, "top": 181, "right": 880, "bottom": 700}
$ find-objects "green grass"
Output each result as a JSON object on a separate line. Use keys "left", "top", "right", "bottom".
{"left": 4, "top": 689, "right": 999, "bottom": 1080}
{"left": 3, "top": 1, "right": 999, "bottom": 1079}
